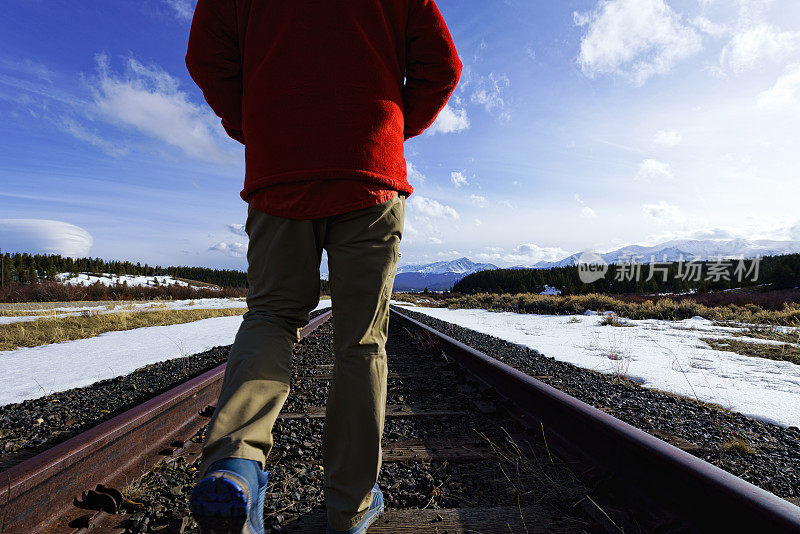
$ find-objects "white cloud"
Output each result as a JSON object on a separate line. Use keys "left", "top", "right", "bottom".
{"left": 209, "top": 241, "right": 247, "bottom": 257}
{"left": 720, "top": 24, "right": 800, "bottom": 74}
{"left": 575, "top": 0, "right": 702, "bottom": 86}
{"left": 0, "top": 219, "right": 93, "bottom": 257}
{"left": 574, "top": 194, "right": 597, "bottom": 218}
{"left": 470, "top": 72, "right": 511, "bottom": 120}
{"left": 407, "top": 196, "right": 459, "bottom": 219}
{"left": 790, "top": 220, "right": 800, "bottom": 241}
{"left": 636, "top": 159, "right": 674, "bottom": 181}
{"left": 690, "top": 227, "right": 739, "bottom": 240}
{"left": 450, "top": 171, "right": 468, "bottom": 187}
{"left": 0, "top": 57, "right": 56, "bottom": 83}
{"left": 227, "top": 223, "right": 247, "bottom": 237}
{"left": 87, "top": 54, "right": 236, "bottom": 164}
{"left": 470, "top": 194, "right": 486, "bottom": 208}
{"left": 642, "top": 201, "right": 684, "bottom": 224}
{"left": 60, "top": 118, "right": 130, "bottom": 157}
{"left": 691, "top": 16, "right": 729, "bottom": 38}
{"left": 163, "top": 0, "right": 196, "bottom": 20}
{"left": 514, "top": 243, "right": 568, "bottom": 262}
{"left": 474, "top": 218, "right": 482, "bottom": 226}
{"left": 427, "top": 103, "right": 470, "bottom": 135}
{"left": 406, "top": 161, "right": 426, "bottom": 184}
{"left": 644, "top": 224, "right": 753, "bottom": 245}
{"left": 475, "top": 243, "right": 570, "bottom": 267}
{"left": 653, "top": 129, "right": 682, "bottom": 147}
{"left": 757, "top": 63, "right": 800, "bottom": 112}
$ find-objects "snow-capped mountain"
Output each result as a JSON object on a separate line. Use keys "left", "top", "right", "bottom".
{"left": 396, "top": 257, "right": 497, "bottom": 276}
{"left": 531, "top": 239, "right": 800, "bottom": 269}
{"left": 394, "top": 257, "right": 497, "bottom": 291}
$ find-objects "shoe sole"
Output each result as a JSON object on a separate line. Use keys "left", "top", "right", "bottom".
{"left": 195, "top": 515, "right": 248, "bottom": 534}
{"left": 191, "top": 475, "right": 252, "bottom": 534}
{"left": 355, "top": 500, "right": 384, "bottom": 534}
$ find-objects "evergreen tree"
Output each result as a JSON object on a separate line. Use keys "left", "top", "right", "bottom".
{"left": 1, "top": 254, "right": 12, "bottom": 287}
{"left": 44, "top": 258, "right": 57, "bottom": 280}
{"left": 774, "top": 264, "right": 797, "bottom": 289}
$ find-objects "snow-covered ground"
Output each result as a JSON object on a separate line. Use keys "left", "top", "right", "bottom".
{"left": 394, "top": 303, "right": 800, "bottom": 428}
{"left": 0, "top": 301, "right": 331, "bottom": 406}
{"left": 55, "top": 272, "right": 193, "bottom": 288}
{"left": 0, "top": 298, "right": 249, "bottom": 324}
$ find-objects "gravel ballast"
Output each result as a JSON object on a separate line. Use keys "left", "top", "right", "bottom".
{"left": 0, "top": 347, "right": 229, "bottom": 470}
{"left": 395, "top": 305, "right": 800, "bottom": 501}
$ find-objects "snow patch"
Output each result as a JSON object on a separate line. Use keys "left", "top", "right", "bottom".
{"left": 55, "top": 272, "right": 194, "bottom": 288}
{"left": 0, "top": 301, "right": 330, "bottom": 405}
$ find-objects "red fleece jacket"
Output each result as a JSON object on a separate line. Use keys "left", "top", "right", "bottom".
{"left": 186, "top": 0, "right": 462, "bottom": 212}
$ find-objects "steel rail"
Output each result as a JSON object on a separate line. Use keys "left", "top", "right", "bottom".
{"left": 0, "top": 310, "right": 332, "bottom": 534}
{"left": 390, "top": 307, "right": 800, "bottom": 533}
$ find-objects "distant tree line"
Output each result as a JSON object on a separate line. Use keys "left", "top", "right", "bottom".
{"left": 0, "top": 251, "right": 246, "bottom": 287}
{"left": 165, "top": 266, "right": 248, "bottom": 288}
{"left": 452, "top": 253, "right": 800, "bottom": 296}
{"left": 0, "top": 251, "right": 330, "bottom": 293}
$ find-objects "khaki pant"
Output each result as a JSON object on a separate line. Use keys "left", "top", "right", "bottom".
{"left": 200, "top": 194, "right": 404, "bottom": 531}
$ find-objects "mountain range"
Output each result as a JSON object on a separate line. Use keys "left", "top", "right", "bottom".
{"left": 530, "top": 238, "right": 800, "bottom": 269}
{"left": 393, "top": 257, "right": 497, "bottom": 291}
{"left": 389, "top": 238, "right": 800, "bottom": 292}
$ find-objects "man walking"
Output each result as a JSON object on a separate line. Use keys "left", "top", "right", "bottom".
{"left": 185, "top": 1, "right": 461, "bottom": 532}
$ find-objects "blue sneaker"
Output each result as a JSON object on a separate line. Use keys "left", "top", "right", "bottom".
{"left": 190, "top": 458, "right": 269, "bottom": 534}
{"left": 326, "top": 484, "right": 384, "bottom": 534}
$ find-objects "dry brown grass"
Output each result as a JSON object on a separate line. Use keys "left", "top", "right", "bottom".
{"left": 390, "top": 292, "right": 442, "bottom": 307}
{"left": 719, "top": 437, "right": 757, "bottom": 455}
{"left": 0, "top": 279, "right": 247, "bottom": 304}
{"left": 0, "top": 307, "right": 246, "bottom": 350}
{"left": 702, "top": 338, "right": 800, "bottom": 365}
{"left": 729, "top": 324, "right": 800, "bottom": 345}
{"left": 476, "top": 427, "right": 589, "bottom": 531}
{"left": 0, "top": 309, "right": 57, "bottom": 317}
{"left": 412, "top": 292, "right": 800, "bottom": 326}
{"left": 598, "top": 313, "right": 632, "bottom": 327}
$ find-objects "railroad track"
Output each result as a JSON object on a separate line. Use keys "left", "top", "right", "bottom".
{"left": 2, "top": 307, "right": 799, "bottom": 533}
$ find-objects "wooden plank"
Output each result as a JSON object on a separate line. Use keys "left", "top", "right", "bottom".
{"left": 382, "top": 439, "right": 493, "bottom": 462}
{"left": 279, "top": 405, "right": 467, "bottom": 419}
{"left": 283, "top": 506, "right": 586, "bottom": 533}
{"left": 294, "top": 372, "right": 430, "bottom": 380}
{"left": 298, "top": 439, "right": 495, "bottom": 464}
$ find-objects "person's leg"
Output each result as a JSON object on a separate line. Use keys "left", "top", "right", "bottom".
{"left": 322, "top": 194, "right": 404, "bottom": 531}
{"left": 199, "top": 204, "right": 325, "bottom": 476}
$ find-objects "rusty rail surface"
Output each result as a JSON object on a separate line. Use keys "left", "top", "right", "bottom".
{"left": 390, "top": 307, "right": 800, "bottom": 533}
{"left": 0, "top": 310, "right": 332, "bottom": 534}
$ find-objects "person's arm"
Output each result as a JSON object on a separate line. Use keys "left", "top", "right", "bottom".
{"left": 403, "top": 0, "right": 462, "bottom": 140}
{"left": 185, "top": 0, "right": 244, "bottom": 144}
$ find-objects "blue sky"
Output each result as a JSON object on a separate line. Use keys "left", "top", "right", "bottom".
{"left": 2, "top": 0, "right": 800, "bottom": 271}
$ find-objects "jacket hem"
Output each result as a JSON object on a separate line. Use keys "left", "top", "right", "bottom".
{"left": 239, "top": 169, "right": 413, "bottom": 202}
